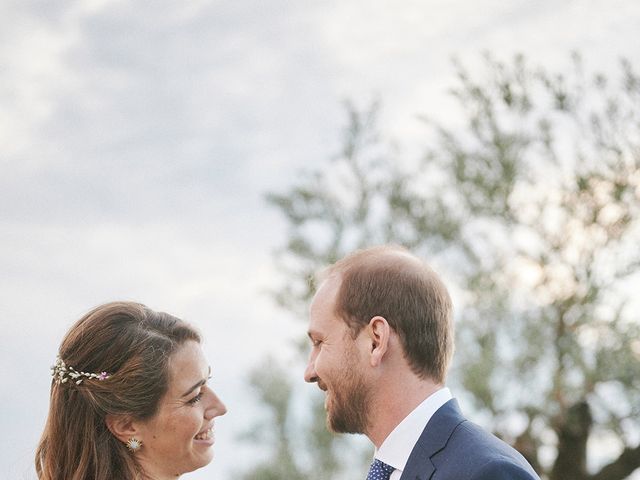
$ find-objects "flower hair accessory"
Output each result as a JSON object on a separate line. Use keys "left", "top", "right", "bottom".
{"left": 51, "top": 355, "right": 111, "bottom": 385}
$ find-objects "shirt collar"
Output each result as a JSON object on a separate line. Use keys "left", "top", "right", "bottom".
{"left": 374, "top": 387, "right": 452, "bottom": 473}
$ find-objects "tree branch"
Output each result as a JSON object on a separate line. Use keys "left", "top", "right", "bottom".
{"left": 589, "top": 444, "right": 640, "bottom": 480}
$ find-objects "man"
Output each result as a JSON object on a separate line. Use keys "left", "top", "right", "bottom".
{"left": 304, "top": 245, "right": 540, "bottom": 480}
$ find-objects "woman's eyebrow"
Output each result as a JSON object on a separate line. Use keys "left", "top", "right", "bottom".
{"left": 181, "top": 366, "right": 211, "bottom": 397}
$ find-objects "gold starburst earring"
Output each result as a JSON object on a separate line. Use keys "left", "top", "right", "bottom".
{"left": 126, "top": 437, "right": 143, "bottom": 452}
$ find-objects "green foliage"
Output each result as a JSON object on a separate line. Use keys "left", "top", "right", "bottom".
{"left": 244, "top": 53, "right": 640, "bottom": 480}
{"left": 239, "top": 357, "right": 369, "bottom": 479}
{"left": 239, "top": 358, "right": 306, "bottom": 480}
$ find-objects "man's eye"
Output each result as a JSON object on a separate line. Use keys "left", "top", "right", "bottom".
{"left": 188, "top": 392, "right": 203, "bottom": 405}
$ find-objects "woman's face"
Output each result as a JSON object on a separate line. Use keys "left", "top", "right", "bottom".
{"left": 135, "top": 340, "right": 227, "bottom": 479}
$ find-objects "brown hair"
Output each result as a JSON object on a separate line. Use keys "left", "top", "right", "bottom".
{"left": 325, "top": 245, "right": 454, "bottom": 383}
{"left": 35, "top": 301, "right": 200, "bottom": 480}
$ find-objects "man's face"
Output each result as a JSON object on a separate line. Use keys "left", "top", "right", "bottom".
{"left": 304, "top": 275, "right": 371, "bottom": 434}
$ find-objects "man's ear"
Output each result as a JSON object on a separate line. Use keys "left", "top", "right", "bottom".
{"left": 368, "top": 316, "right": 391, "bottom": 367}
{"left": 105, "top": 414, "right": 143, "bottom": 444}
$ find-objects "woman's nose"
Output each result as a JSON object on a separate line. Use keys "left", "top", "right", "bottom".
{"left": 205, "top": 389, "right": 227, "bottom": 419}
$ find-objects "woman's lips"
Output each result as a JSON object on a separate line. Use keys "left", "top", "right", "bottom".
{"left": 194, "top": 427, "right": 214, "bottom": 444}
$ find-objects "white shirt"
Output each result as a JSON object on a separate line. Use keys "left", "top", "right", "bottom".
{"left": 374, "top": 387, "right": 453, "bottom": 480}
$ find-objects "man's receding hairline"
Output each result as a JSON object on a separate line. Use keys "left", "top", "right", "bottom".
{"left": 328, "top": 246, "right": 425, "bottom": 277}
{"left": 311, "top": 245, "right": 437, "bottom": 293}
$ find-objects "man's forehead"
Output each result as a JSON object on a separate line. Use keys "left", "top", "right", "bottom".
{"left": 315, "top": 273, "right": 342, "bottom": 297}
{"left": 310, "top": 275, "right": 341, "bottom": 313}
{"left": 308, "top": 276, "right": 342, "bottom": 331}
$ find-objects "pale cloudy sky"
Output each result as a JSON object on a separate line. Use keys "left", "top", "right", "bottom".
{"left": 1, "top": 1, "right": 639, "bottom": 479}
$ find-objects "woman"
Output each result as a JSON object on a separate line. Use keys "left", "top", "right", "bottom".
{"left": 35, "top": 301, "right": 227, "bottom": 480}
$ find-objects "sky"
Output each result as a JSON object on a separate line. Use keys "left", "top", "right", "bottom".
{"left": 1, "top": 1, "right": 639, "bottom": 479}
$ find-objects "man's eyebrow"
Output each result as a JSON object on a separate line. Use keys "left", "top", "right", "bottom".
{"left": 181, "top": 366, "right": 211, "bottom": 397}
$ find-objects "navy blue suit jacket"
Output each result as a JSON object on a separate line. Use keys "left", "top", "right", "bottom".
{"left": 400, "top": 399, "right": 540, "bottom": 480}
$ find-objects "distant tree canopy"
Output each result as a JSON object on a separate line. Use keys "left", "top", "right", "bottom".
{"left": 242, "top": 53, "right": 640, "bottom": 480}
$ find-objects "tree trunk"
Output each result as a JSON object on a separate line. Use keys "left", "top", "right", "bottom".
{"left": 550, "top": 401, "right": 592, "bottom": 480}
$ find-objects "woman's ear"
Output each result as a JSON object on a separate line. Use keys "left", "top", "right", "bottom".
{"left": 105, "top": 414, "right": 142, "bottom": 444}
{"left": 368, "top": 316, "right": 391, "bottom": 367}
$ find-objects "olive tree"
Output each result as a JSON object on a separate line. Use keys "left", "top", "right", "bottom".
{"left": 243, "top": 53, "right": 640, "bottom": 480}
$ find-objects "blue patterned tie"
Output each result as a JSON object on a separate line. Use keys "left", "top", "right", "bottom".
{"left": 366, "top": 458, "right": 395, "bottom": 480}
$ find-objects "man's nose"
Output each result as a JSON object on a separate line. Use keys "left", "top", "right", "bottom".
{"left": 304, "top": 355, "right": 318, "bottom": 383}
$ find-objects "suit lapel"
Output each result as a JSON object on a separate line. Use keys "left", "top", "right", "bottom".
{"left": 398, "top": 446, "right": 434, "bottom": 480}
{"left": 399, "top": 399, "right": 466, "bottom": 480}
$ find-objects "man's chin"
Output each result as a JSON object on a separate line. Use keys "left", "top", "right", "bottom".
{"left": 328, "top": 418, "right": 362, "bottom": 435}
{"left": 327, "top": 408, "right": 363, "bottom": 434}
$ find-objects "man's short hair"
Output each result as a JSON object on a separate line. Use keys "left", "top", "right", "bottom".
{"left": 323, "top": 245, "right": 454, "bottom": 383}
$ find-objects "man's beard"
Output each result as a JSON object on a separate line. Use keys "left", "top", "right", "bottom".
{"left": 326, "top": 357, "right": 371, "bottom": 434}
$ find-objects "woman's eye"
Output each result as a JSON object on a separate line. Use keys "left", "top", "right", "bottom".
{"left": 188, "top": 392, "right": 203, "bottom": 405}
